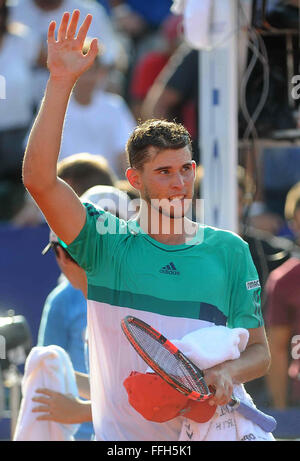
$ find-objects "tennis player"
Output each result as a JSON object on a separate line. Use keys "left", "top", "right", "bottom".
{"left": 23, "top": 11, "right": 271, "bottom": 441}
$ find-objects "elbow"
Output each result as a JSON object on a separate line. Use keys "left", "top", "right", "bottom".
{"left": 22, "top": 155, "right": 37, "bottom": 193}
{"left": 23, "top": 161, "right": 55, "bottom": 195}
{"left": 22, "top": 171, "right": 40, "bottom": 196}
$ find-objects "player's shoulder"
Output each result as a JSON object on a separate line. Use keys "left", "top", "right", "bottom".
{"left": 203, "top": 224, "right": 248, "bottom": 252}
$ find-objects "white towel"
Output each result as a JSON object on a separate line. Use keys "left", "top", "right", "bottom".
{"left": 13, "top": 345, "right": 80, "bottom": 441}
{"left": 171, "top": 325, "right": 249, "bottom": 369}
{"left": 172, "top": 326, "right": 275, "bottom": 441}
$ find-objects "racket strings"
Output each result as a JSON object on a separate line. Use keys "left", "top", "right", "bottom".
{"left": 127, "top": 322, "right": 209, "bottom": 396}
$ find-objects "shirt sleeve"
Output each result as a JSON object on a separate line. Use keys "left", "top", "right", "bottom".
{"left": 227, "top": 238, "right": 264, "bottom": 329}
{"left": 64, "top": 202, "right": 127, "bottom": 276}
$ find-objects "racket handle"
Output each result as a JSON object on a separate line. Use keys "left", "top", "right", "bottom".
{"left": 229, "top": 396, "right": 277, "bottom": 433}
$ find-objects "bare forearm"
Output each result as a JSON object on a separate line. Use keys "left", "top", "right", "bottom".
{"left": 225, "top": 343, "right": 271, "bottom": 385}
{"left": 73, "top": 398, "right": 92, "bottom": 423}
{"left": 23, "top": 76, "right": 75, "bottom": 191}
{"left": 204, "top": 331, "right": 271, "bottom": 406}
{"left": 75, "top": 371, "right": 91, "bottom": 400}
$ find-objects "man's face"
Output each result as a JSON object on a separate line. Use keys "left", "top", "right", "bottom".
{"left": 137, "top": 146, "right": 196, "bottom": 219}
{"left": 75, "top": 61, "right": 108, "bottom": 94}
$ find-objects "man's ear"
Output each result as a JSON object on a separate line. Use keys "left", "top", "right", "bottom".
{"left": 55, "top": 245, "right": 68, "bottom": 267}
{"left": 192, "top": 160, "right": 196, "bottom": 177}
{"left": 126, "top": 167, "right": 142, "bottom": 191}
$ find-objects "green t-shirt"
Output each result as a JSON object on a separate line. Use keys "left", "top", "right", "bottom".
{"left": 66, "top": 202, "right": 263, "bottom": 329}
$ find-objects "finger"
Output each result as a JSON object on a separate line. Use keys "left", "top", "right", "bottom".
{"left": 57, "top": 11, "right": 70, "bottom": 41}
{"left": 36, "top": 414, "right": 54, "bottom": 421}
{"left": 35, "top": 388, "right": 55, "bottom": 397}
{"left": 83, "top": 38, "right": 99, "bottom": 67}
{"left": 66, "top": 9, "right": 80, "bottom": 39}
{"left": 32, "top": 405, "right": 50, "bottom": 413}
{"left": 32, "top": 396, "right": 51, "bottom": 405}
{"left": 213, "top": 386, "right": 232, "bottom": 406}
{"left": 76, "top": 14, "right": 93, "bottom": 47}
{"left": 47, "top": 21, "right": 56, "bottom": 44}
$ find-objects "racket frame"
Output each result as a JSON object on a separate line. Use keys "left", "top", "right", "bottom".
{"left": 121, "top": 316, "right": 212, "bottom": 401}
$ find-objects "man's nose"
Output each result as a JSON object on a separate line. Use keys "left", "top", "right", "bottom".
{"left": 171, "top": 173, "right": 185, "bottom": 187}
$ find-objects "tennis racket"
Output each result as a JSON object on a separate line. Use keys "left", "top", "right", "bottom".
{"left": 121, "top": 315, "right": 276, "bottom": 433}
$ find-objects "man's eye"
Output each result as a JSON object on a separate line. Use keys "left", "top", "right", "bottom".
{"left": 160, "top": 170, "right": 169, "bottom": 174}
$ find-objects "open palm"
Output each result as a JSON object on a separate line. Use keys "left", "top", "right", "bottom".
{"left": 47, "top": 10, "right": 99, "bottom": 82}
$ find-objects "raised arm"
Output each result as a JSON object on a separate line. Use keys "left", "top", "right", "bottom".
{"left": 23, "top": 10, "right": 99, "bottom": 244}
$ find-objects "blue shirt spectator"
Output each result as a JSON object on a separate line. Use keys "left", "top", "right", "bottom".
{"left": 38, "top": 278, "right": 93, "bottom": 441}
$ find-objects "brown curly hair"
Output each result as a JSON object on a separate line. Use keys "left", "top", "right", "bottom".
{"left": 126, "top": 119, "right": 193, "bottom": 170}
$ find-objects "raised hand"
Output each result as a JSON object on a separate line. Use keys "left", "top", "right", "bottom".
{"left": 47, "top": 10, "right": 99, "bottom": 84}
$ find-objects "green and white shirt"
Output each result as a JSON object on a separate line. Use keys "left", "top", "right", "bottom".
{"left": 66, "top": 202, "right": 263, "bottom": 441}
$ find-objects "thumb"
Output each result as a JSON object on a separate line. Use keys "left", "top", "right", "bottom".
{"left": 84, "top": 38, "right": 99, "bottom": 67}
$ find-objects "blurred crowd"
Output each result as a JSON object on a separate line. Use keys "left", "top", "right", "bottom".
{"left": 1, "top": 0, "right": 300, "bottom": 436}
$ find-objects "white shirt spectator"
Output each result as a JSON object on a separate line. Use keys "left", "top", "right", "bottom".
{"left": 0, "top": 23, "right": 39, "bottom": 130}
{"left": 60, "top": 90, "right": 136, "bottom": 177}
{"left": 8, "top": 0, "right": 120, "bottom": 103}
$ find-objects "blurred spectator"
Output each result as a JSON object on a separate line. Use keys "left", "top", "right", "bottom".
{"left": 263, "top": 180, "right": 300, "bottom": 409}
{"left": 58, "top": 40, "right": 136, "bottom": 178}
{"left": 107, "top": 0, "right": 173, "bottom": 101}
{"left": 8, "top": 0, "right": 121, "bottom": 106}
{"left": 0, "top": 0, "right": 40, "bottom": 182}
{"left": 284, "top": 181, "right": 300, "bottom": 248}
{"left": 57, "top": 152, "right": 117, "bottom": 195}
{"left": 264, "top": 256, "right": 300, "bottom": 409}
{"left": 109, "top": 0, "right": 173, "bottom": 58}
{"left": 238, "top": 165, "right": 292, "bottom": 294}
{"left": 38, "top": 230, "right": 92, "bottom": 439}
{"left": 12, "top": 152, "right": 116, "bottom": 226}
{"left": 142, "top": 45, "right": 200, "bottom": 163}
{"left": 129, "top": 13, "right": 183, "bottom": 120}
{"left": 115, "top": 178, "right": 139, "bottom": 201}
{"left": 109, "top": 0, "right": 172, "bottom": 33}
